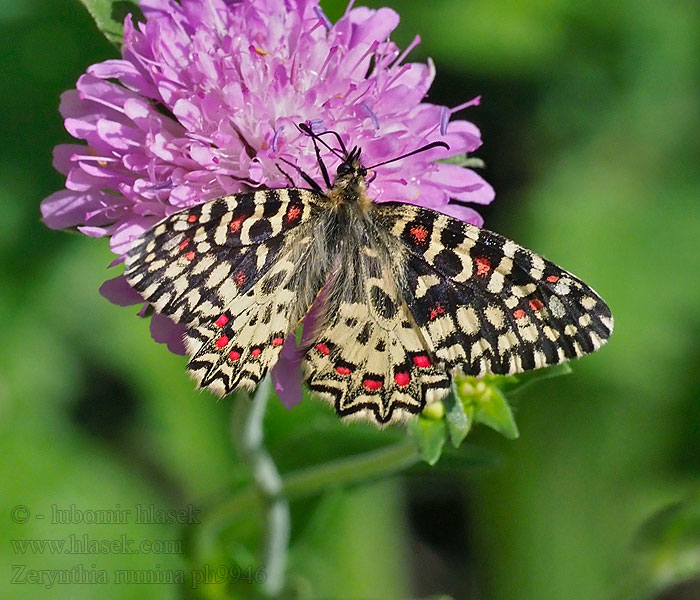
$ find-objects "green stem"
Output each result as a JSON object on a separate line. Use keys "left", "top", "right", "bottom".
{"left": 282, "top": 437, "right": 420, "bottom": 498}
{"left": 236, "top": 377, "right": 290, "bottom": 597}
{"left": 199, "top": 435, "right": 421, "bottom": 563}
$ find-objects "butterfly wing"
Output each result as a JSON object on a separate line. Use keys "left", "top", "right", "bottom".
{"left": 302, "top": 240, "right": 451, "bottom": 425}
{"left": 124, "top": 188, "right": 327, "bottom": 395}
{"left": 376, "top": 203, "right": 614, "bottom": 378}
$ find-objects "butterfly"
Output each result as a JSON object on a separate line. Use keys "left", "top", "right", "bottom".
{"left": 124, "top": 126, "right": 613, "bottom": 425}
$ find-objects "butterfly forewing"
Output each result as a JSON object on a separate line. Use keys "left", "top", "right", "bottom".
{"left": 124, "top": 187, "right": 326, "bottom": 396}
{"left": 124, "top": 188, "right": 311, "bottom": 326}
{"left": 376, "top": 203, "right": 613, "bottom": 378}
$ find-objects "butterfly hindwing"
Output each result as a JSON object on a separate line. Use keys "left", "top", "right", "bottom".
{"left": 375, "top": 202, "right": 614, "bottom": 378}
{"left": 125, "top": 188, "right": 324, "bottom": 395}
{"left": 303, "top": 241, "right": 450, "bottom": 424}
{"left": 184, "top": 232, "right": 315, "bottom": 394}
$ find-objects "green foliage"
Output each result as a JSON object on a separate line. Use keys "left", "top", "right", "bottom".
{"left": 409, "top": 415, "right": 447, "bottom": 466}
{"left": 76, "top": 0, "right": 140, "bottom": 45}
{"left": 438, "top": 153, "right": 486, "bottom": 169}
{"left": 410, "top": 365, "right": 573, "bottom": 464}
{"left": 443, "top": 387, "right": 472, "bottom": 447}
{"left": 625, "top": 491, "right": 700, "bottom": 599}
{"left": 455, "top": 377, "right": 519, "bottom": 439}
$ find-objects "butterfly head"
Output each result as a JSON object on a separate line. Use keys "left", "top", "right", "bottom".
{"left": 297, "top": 122, "right": 449, "bottom": 210}
{"left": 333, "top": 146, "right": 368, "bottom": 192}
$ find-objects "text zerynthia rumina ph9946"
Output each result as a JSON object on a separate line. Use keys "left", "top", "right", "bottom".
{"left": 124, "top": 129, "right": 613, "bottom": 425}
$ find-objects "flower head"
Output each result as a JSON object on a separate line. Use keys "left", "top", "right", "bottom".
{"left": 41, "top": 0, "right": 494, "bottom": 402}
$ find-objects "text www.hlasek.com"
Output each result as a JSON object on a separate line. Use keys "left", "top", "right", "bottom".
{"left": 11, "top": 535, "right": 182, "bottom": 555}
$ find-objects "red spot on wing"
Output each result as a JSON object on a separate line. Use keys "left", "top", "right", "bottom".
{"left": 251, "top": 348, "right": 261, "bottom": 357}
{"left": 513, "top": 309, "right": 526, "bottom": 319}
{"left": 409, "top": 225, "right": 429, "bottom": 245}
{"left": 547, "top": 275, "right": 560, "bottom": 283}
{"left": 229, "top": 350, "right": 241, "bottom": 361}
{"left": 363, "top": 379, "right": 382, "bottom": 391}
{"left": 315, "top": 343, "right": 330, "bottom": 355}
{"left": 271, "top": 337, "right": 284, "bottom": 346}
{"left": 475, "top": 256, "right": 491, "bottom": 277}
{"left": 429, "top": 303, "right": 445, "bottom": 320}
{"left": 234, "top": 271, "right": 246, "bottom": 286}
{"left": 185, "top": 250, "right": 196, "bottom": 261}
{"left": 215, "top": 335, "right": 229, "bottom": 349}
{"left": 394, "top": 372, "right": 410, "bottom": 387}
{"left": 335, "top": 365, "right": 351, "bottom": 376}
{"left": 529, "top": 299, "right": 544, "bottom": 311}
{"left": 413, "top": 355, "right": 431, "bottom": 368}
{"left": 229, "top": 216, "right": 245, "bottom": 233}
{"left": 187, "top": 215, "right": 197, "bottom": 223}
{"left": 286, "top": 205, "right": 302, "bottom": 222}
{"left": 215, "top": 314, "right": 229, "bottom": 327}
{"left": 178, "top": 237, "right": 190, "bottom": 251}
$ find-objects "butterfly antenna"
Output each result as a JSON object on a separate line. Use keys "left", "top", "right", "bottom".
{"left": 316, "top": 130, "right": 349, "bottom": 157}
{"left": 297, "top": 123, "right": 347, "bottom": 159}
{"left": 366, "top": 141, "right": 450, "bottom": 170}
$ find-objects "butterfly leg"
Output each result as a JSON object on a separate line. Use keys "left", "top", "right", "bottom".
{"left": 278, "top": 157, "right": 323, "bottom": 193}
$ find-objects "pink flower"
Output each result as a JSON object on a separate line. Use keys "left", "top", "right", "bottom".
{"left": 41, "top": 0, "right": 494, "bottom": 406}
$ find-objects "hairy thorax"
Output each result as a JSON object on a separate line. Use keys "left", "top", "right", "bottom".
{"left": 325, "top": 174, "right": 373, "bottom": 214}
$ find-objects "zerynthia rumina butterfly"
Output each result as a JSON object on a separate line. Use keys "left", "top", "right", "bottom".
{"left": 124, "top": 126, "right": 613, "bottom": 425}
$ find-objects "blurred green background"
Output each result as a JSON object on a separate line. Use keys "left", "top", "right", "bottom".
{"left": 1, "top": 0, "right": 698, "bottom": 598}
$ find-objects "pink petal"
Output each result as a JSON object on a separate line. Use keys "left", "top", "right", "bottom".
{"left": 425, "top": 165, "right": 495, "bottom": 204}
{"left": 428, "top": 202, "right": 485, "bottom": 227}
{"left": 78, "top": 225, "right": 112, "bottom": 237}
{"left": 99, "top": 275, "right": 143, "bottom": 306}
{"left": 271, "top": 333, "right": 304, "bottom": 410}
{"left": 88, "top": 59, "right": 159, "bottom": 97}
{"left": 109, "top": 218, "right": 158, "bottom": 255}
{"left": 441, "top": 120, "right": 483, "bottom": 153}
{"left": 150, "top": 312, "right": 187, "bottom": 355}
{"left": 40, "top": 189, "right": 108, "bottom": 229}
{"left": 52, "top": 144, "right": 86, "bottom": 175}
{"left": 347, "top": 7, "right": 399, "bottom": 48}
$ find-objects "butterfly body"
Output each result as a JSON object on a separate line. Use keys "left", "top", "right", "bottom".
{"left": 124, "top": 149, "right": 613, "bottom": 425}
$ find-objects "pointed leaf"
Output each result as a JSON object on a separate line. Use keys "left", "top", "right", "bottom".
{"left": 409, "top": 417, "right": 447, "bottom": 465}
{"left": 473, "top": 386, "right": 519, "bottom": 439}
{"left": 492, "top": 362, "right": 573, "bottom": 395}
{"left": 76, "top": 0, "right": 141, "bottom": 45}
{"left": 443, "top": 391, "right": 472, "bottom": 447}
{"left": 438, "top": 153, "right": 486, "bottom": 169}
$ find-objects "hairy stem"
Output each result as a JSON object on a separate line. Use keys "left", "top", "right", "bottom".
{"left": 236, "top": 377, "right": 290, "bottom": 597}
{"left": 203, "top": 432, "right": 421, "bottom": 562}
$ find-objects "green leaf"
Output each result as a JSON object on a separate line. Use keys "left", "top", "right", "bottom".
{"left": 624, "top": 491, "right": 700, "bottom": 599}
{"left": 437, "top": 153, "right": 486, "bottom": 169}
{"left": 443, "top": 390, "right": 472, "bottom": 448}
{"left": 472, "top": 385, "right": 519, "bottom": 439}
{"left": 492, "top": 362, "right": 573, "bottom": 395}
{"left": 76, "top": 0, "right": 141, "bottom": 45}
{"left": 409, "top": 417, "right": 447, "bottom": 465}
